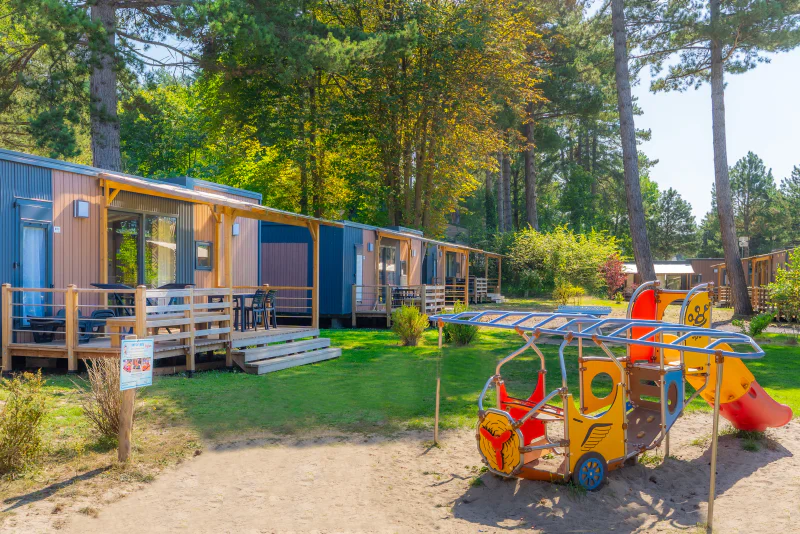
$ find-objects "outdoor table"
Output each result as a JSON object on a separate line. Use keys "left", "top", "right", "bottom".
{"left": 208, "top": 293, "right": 254, "bottom": 332}
{"left": 91, "top": 283, "right": 135, "bottom": 316}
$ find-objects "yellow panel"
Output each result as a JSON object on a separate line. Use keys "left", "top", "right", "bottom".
{"left": 656, "top": 291, "right": 686, "bottom": 321}
{"left": 581, "top": 360, "right": 623, "bottom": 414}
{"left": 477, "top": 410, "right": 523, "bottom": 476}
{"left": 567, "top": 385, "right": 626, "bottom": 473}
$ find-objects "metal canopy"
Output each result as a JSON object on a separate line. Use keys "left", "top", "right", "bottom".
{"left": 430, "top": 310, "right": 764, "bottom": 360}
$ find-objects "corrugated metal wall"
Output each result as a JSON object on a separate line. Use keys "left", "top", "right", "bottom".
{"left": 110, "top": 191, "right": 194, "bottom": 285}
{"left": 319, "top": 225, "right": 344, "bottom": 315}
{"left": 52, "top": 171, "right": 102, "bottom": 300}
{"left": 341, "top": 225, "right": 363, "bottom": 315}
{"left": 0, "top": 161, "right": 52, "bottom": 287}
{"left": 261, "top": 223, "right": 312, "bottom": 315}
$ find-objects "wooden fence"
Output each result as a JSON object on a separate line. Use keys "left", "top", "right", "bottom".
{"left": 1, "top": 283, "right": 311, "bottom": 374}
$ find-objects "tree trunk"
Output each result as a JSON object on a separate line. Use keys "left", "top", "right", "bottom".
{"left": 496, "top": 153, "right": 506, "bottom": 231}
{"left": 512, "top": 163, "right": 519, "bottom": 230}
{"left": 485, "top": 167, "right": 497, "bottom": 233}
{"left": 90, "top": 2, "right": 121, "bottom": 171}
{"left": 710, "top": 0, "right": 752, "bottom": 315}
{"left": 308, "top": 75, "right": 322, "bottom": 217}
{"left": 502, "top": 152, "right": 512, "bottom": 231}
{"left": 611, "top": 0, "right": 656, "bottom": 282}
{"left": 523, "top": 105, "right": 539, "bottom": 229}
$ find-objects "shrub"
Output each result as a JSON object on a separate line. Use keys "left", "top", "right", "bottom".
{"left": 767, "top": 249, "right": 800, "bottom": 326}
{"left": 0, "top": 371, "right": 47, "bottom": 476}
{"left": 508, "top": 226, "right": 621, "bottom": 296}
{"left": 79, "top": 358, "right": 126, "bottom": 439}
{"left": 391, "top": 305, "right": 429, "bottom": 346}
{"left": 444, "top": 302, "right": 479, "bottom": 345}
{"left": 614, "top": 292, "right": 625, "bottom": 304}
{"left": 599, "top": 254, "right": 627, "bottom": 299}
{"left": 552, "top": 280, "right": 584, "bottom": 306}
{"left": 734, "top": 312, "right": 774, "bottom": 338}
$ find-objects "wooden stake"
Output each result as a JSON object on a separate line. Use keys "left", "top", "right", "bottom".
{"left": 1, "top": 284, "right": 11, "bottom": 374}
{"left": 434, "top": 322, "right": 443, "bottom": 445}
{"left": 114, "top": 330, "right": 137, "bottom": 463}
{"left": 707, "top": 356, "right": 724, "bottom": 532}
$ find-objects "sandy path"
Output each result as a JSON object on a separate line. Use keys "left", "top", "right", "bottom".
{"left": 49, "top": 413, "right": 798, "bottom": 534}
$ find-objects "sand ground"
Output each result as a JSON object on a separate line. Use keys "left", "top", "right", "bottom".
{"left": 3, "top": 413, "right": 796, "bottom": 534}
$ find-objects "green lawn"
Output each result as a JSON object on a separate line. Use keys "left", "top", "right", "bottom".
{"left": 114, "top": 328, "right": 800, "bottom": 438}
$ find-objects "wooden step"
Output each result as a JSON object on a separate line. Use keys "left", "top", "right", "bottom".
{"left": 232, "top": 328, "right": 319, "bottom": 349}
{"left": 239, "top": 338, "right": 331, "bottom": 363}
{"left": 244, "top": 347, "right": 341, "bottom": 375}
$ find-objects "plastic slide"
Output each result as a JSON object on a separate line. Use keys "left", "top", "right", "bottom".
{"left": 664, "top": 338, "right": 793, "bottom": 432}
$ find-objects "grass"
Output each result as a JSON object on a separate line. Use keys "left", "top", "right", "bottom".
{"left": 0, "top": 304, "right": 797, "bottom": 518}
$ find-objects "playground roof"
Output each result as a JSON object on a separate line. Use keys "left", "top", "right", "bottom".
{"left": 624, "top": 263, "right": 694, "bottom": 275}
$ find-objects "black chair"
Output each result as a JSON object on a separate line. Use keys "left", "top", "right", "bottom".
{"left": 264, "top": 290, "right": 277, "bottom": 329}
{"left": 209, "top": 295, "right": 244, "bottom": 331}
{"left": 246, "top": 289, "right": 268, "bottom": 331}
{"left": 78, "top": 309, "right": 115, "bottom": 343}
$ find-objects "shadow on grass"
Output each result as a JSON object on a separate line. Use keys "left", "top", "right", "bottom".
{"left": 2, "top": 466, "right": 111, "bottom": 512}
{"left": 451, "top": 433, "right": 792, "bottom": 533}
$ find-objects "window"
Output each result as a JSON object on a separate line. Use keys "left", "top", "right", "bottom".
{"left": 195, "top": 241, "right": 213, "bottom": 271}
{"left": 379, "top": 245, "right": 397, "bottom": 285}
{"left": 108, "top": 210, "right": 178, "bottom": 288}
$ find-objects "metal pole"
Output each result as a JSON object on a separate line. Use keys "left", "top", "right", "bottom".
{"left": 434, "top": 320, "right": 443, "bottom": 445}
{"left": 707, "top": 355, "right": 724, "bottom": 532}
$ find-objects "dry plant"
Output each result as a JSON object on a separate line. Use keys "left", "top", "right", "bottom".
{"left": 77, "top": 358, "right": 134, "bottom": 440}
{"left": 0, "top": 371, "right": 47, "bottom": 475}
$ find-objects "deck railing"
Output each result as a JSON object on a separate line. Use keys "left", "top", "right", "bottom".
{"left": 351, "top": 284, "right": 446, "bottom": 326}
{"left": 1, "top": 283, "right": 312, "bottom": 374}
{"left": 233, "top": 285, "right": 312, "bottom": 325}
{"left": 468, "top": 277, "right": 489, "bottom": 303}
{"left": 714, "top": 285, "right": 788, "bottom": 316}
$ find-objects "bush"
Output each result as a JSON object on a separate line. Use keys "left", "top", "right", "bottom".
{"left": 733, "top": 312, "right": 774, "bottom": 338}
{"left": 767, "top": 249, "right": 800, "bottom": 324}
{"left": 508, "top": 226, "right": 621, "bottom": 296}
{"left": 444, "top": 302, "right": 479, "bottom": 345}
{"left": 0, "top": 371, "right": 47, "bottom": 476}
{"left": 552, "top": 280, "right": 584, "bottom": 306}
{"left": 599, "top": 254, "right": 627, "bottom": 299}
{"left": 79, "top": 358, "right": 126, "bottom": 439}
{"left": 391, "top": 305, "right": 429, "bottom": 346}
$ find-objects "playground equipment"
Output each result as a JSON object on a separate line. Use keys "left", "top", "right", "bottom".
{"left": 431, "top": 282, "right": 792, "bottom": 530}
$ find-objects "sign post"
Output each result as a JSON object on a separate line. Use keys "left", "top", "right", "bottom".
{"left": 118, "top": 336, "right": 154, "bottom": 462}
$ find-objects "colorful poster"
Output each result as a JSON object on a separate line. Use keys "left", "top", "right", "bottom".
{"left": 120, "top": 338, "right": 154, "bottom": 391}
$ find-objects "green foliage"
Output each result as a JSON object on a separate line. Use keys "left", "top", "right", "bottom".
{"left": 391, "top": 306, "right": 430, "bottom": 347}
{"left": 508, "top": 226, "right": 620, "bottom": 296}
{"left": 0, "top": 371, "right": 46, "bottom": 476}
{"left": 767, "top": 249, "right": 800, "bottom": 321}
{"left": 443, "top": 302, "right": 479, "bottom": 346}
{"left": 733, "top": 313, "right": 775, "bottom": 338}
{"left": 648, "top": 187, "right": 697, "bottom": 259}
{"left": 552, "top": 280, "right": 584, "bottom": 306}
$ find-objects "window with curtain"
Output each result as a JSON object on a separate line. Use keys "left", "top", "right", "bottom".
{"left": 145, "top": 215, "right": 177, "bottom": 288}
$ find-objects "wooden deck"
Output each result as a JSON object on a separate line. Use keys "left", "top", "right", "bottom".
{"left": 6, "top": 327, "right": 320, "bottom": 361}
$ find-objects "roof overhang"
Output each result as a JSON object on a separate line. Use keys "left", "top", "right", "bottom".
{"left": 624, "top": 263, "right": 695, "bottom": 275}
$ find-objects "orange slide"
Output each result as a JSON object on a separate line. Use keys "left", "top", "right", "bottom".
{"left": 630, "top": 286, "right": 792, "bottom": 433}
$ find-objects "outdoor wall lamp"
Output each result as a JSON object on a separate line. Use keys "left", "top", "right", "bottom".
{"left": 367, "top": 243, "right": 374, "bottom": 252}
{"left": 73, "top": 200, "right": 90, "bottom": 218}
{"left": 411, "top": 249, "right": 416, "bottom": 257}
{"left": 232, "top": 223, "right": 240, "bottom": 236}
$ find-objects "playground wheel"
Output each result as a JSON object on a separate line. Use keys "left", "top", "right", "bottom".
{"left": 573, "top": 452, "right": 607, "bottom": 491}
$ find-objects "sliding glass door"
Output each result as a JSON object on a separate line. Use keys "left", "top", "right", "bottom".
{"left": 20, "top": 223, "right": 49, "bottom": 322}
{"left": 108, "top": 211, "right": 178, "bottom": 288}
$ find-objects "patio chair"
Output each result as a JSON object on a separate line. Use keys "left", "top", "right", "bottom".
{"left": 246, "top": 289, "right": 269, "bottom": 331}
{"left": 264, "top": 290, "right": 277, "bottom": 329}
{"left": 78, "top": 309, "right": 116, "bottom": 343}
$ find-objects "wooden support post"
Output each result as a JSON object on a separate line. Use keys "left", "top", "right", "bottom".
{"left": 186, "top": 287, "right": 195, "bottom": 376}
{"left": 375, "top": 233, "right": 382, "bottom": 287}
{"left": 224, "top": 287, "right": 233, "bottom": 368}
{"left": 351, "top": 284, "right": 357, "bottom": 327}
{"left": 223, "top": 209, "right": 234, "bottom": 289}
{"left": 434, "top": 321, "right": 443, "bottom": 445}
{"left": 66, "top": 285, "right": 78, "bottom": 373}
{"left": 707, "top": 355, "right": 724, "bottom": 532}
{"left": 463, "top": 253, "right": 468, "bottom": 305}
{"left": 134, "top": 286, "right": 147, "bottom": 338}
{"left": 309, "top": 221, "right": 320, "bottom": 330}
{"left": 119, "top": 387, "right": 136, "bottom": 463}
{"left": 213, "top": 210, "right": 223, "bottom": 287}
{"left": 1, "top": 284, "right": 11, "bottom": 375}
{"left": 421, "top": 285, "right": 427, "bottom": 315}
